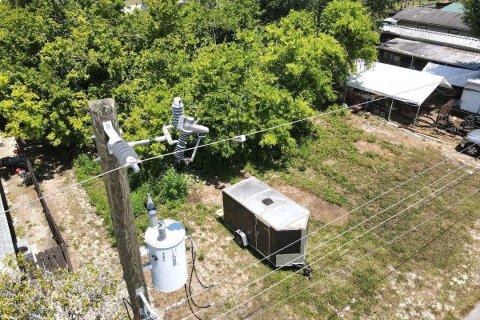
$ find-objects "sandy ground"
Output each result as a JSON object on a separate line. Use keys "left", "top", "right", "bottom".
{"left": 0, "top": 137, "right": 57, "bottom": 252}
{"left": 274, "top": 184, "right": 350, "bottom": 225}
{"left": 40, "top": 170, "right": 121, "bottom": 271}
{"left": 349, "top": 115, "right": 480, "bottom": 170}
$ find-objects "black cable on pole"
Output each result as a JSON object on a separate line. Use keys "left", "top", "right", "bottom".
{"left": 188, "top": 239, "right": 213, "bottom": 309}
{"left": 122, "top": 297, "right": 133, "bottom": 320}
{"left": 185, "top": 285, "right": 205, "bottom": 320}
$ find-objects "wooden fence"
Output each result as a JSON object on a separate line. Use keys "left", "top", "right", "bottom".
{"left": 17, "top": 140, "right": 73, "bottom": 272}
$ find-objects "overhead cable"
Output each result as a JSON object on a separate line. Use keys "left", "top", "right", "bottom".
{"left": 247, "top": 187, "right": 480, "bottom": 319}
{"left": 4, "top": 70, "right": 479, "bottom": 216}
{"left": 182, "top": 158, "right": 480, "bottom": 320}
{"left": 208, "top": 166, "right": 479, "bottom": 320}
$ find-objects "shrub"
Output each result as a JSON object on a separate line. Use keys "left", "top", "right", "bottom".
{"left": 155, "top": 167, "right": 188, "bottom": 206}
{"left": 0, "top": 255, "right": 124, "bottom": 319}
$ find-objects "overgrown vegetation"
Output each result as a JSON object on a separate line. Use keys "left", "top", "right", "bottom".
{"left": 158, "top": 113, "right": 480, "bottom": 319}
{"left": 0, "top": 0, "right": 379, "bottom": 168}
{"left": 0, "top": 256, "right": 124, "bottom": 319}
{"left": 73, "top": 154, "right": 189, "bottom": 241}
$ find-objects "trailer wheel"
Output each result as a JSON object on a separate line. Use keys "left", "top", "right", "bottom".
{"left": 464, "top": 144, "right": 480, "bottom": 157}
{"left": 302, "top": 265, "right": 313, "bottom": 279}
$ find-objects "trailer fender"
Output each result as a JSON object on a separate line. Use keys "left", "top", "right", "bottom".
{"left": 234, "top": 230, "right": 248, "bottom": 248}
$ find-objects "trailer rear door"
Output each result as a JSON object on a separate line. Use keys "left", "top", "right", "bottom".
{"left": 255, "top": 219, "right": 270, "bottom": 256}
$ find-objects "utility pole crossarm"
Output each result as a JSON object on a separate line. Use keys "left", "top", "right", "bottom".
{"left": 89, "top": 98, "right": 148, "bottom": 320}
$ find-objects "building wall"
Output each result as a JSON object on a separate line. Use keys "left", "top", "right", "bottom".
{"left": 378, "top": 49, "right": 428, "bottom": 71}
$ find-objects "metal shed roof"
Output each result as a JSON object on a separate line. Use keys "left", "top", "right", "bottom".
{"left": 0, "top": 187, "right": 15, "bottom": 269}
{"left": 441, "top": 3, "right": 465, "bottom": 13}
{"left": 392, "top": 7, "right": 468, "bottom": 31}
{"left": 380, "top": 25, "right": 480, "bottom": 53}
{"left": 348, "top": 60, "right": 452, "bottom": 106}
{"left": 379, "top": 38, "right": 480, "bottom": 70}
{"left": 223, "top": 177, "right": 310, "bottom": 231}
{"left": 422, "top": 63, "right": 480, "bottom": 87}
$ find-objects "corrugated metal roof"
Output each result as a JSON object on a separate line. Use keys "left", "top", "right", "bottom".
{"left": 392, "top": 6, "right": 468, "bottom": 30}
{"left": 441, "top": 3, "right": 465, "bottom": 13}
{"left": 379, "top": 38, "right": 480, "bottom": 70}
{"left": 422, "top": 63, "right": 480, "bottom": 87}
{"left": 0, "top": 187, "right": 15, "bottom": 269}
{"left": 381, "top": 25, "right": 480, "bottom": 53}
{"left": 223, "top": 177, "right": 310, "bottom": 231}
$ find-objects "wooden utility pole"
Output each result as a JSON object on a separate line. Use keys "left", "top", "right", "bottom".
{"left": 89, "top": 98, "right": 148, "bottom": 320}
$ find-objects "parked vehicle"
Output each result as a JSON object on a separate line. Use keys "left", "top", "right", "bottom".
{"left": 460, "top": 129, "right": 480, "bottom": 157}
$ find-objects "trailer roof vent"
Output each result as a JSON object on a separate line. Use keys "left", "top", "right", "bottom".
{"left": 262, "top": 198, "right": 274, "bottom": 206}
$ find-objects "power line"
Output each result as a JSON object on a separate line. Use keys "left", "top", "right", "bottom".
{"left": 4, "top": 69, "right": 478, "bottom": 216}
{"left": 160, "top": 144, "right": 480, "bottom": 314}
{"left": 186, "top": 162, "right": 466, "bottom": 315}
{"left": 246, "top": 187, "right": 480, "bottom": 320}
{"left": 0, "top": 70, "right": 475, "bottom": 320}
{"left": 182, "top": 158, "right": 479, "bottom": 320}
{"left": 209, "top": 167, "right": 479, "bottom": 319}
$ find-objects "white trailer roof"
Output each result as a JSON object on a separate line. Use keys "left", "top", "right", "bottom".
{"left": 348, "top": 60, "right": 452, "bottom": 105}
{"left": 422, "top": 63, "right": 480, "bottom": 87}
{"left": 223, "top": 177, "right": 310, "bottom": 231}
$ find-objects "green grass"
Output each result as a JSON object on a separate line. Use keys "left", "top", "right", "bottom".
{"left": 75, "top": 112, "right": 480, "bottom": 319}
{"left": 238, "top": 114, "right": 480, "bottom": 319}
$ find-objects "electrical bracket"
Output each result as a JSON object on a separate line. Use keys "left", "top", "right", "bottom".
{"left": 102, "top": 121, "right": 122, "bottom": 155}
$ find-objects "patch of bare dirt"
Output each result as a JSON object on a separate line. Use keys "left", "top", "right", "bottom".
{"left": 4, "top": 175, "right": 57, "bottom": 251}
{"left": 1, "top": 137, "right": 57, "bottom": 252}
{"left": 40, "top": 170, "right": 120, "bottom": 271}
{"left": 274, "top": 184, "right": 350, "bottom": 226}
{"left": 349, "top": 114, "right": 480, "bottom": 170}
{"left": 188, "top": 182, "right": 228, "bottom": 207}
{"left": 355, "top": 140, "right": 393, "bottom": 157}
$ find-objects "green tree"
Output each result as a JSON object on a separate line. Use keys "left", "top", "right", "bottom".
{"left": 363, "top": 0, "right": 397, "bottom": 20}
{"left": 123, "top": 11, "right": 351, "bottom": 163}
{"left": 0, "top": 0, "right": 378, "bottom": 165}
{"left": 259, "top": 0, "right": 331, "bottom": 22}
{"left": 463, "top": 0, "right": 480, "bottom": 37}
{"left": 319, "top": 0, "right": 379, "bottom": 64}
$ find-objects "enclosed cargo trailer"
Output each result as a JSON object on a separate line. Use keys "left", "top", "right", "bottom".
{"left": 222, "top": 177, "right": 310, "bottom": 268}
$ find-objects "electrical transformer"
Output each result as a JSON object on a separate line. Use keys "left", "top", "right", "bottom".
{"left": 144, "top": 195, "right": 188, "bottom": 293}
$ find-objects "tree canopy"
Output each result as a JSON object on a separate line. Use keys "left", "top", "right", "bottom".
{"left": 0, "top": 0, "right": 379, "bottom": 165}
{"left": 260, "top": 0, "right": 397, "bottom": 22}
{"left": 463, "top": 0, "right": 480, "bottom": 37}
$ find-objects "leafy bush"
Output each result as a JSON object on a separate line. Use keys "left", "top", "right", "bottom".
{"left": 0, "top": 255, "right": 124, "bottom": 319}
{"left": 155, "top": 167, "right": 188, "bottom": 207}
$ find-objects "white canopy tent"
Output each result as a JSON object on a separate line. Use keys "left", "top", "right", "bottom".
{"left": 347, "top": 61, "right": 452, "bottom": 123}
{"left": 422, "top": 62, "right": 480, "bottom": 87}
